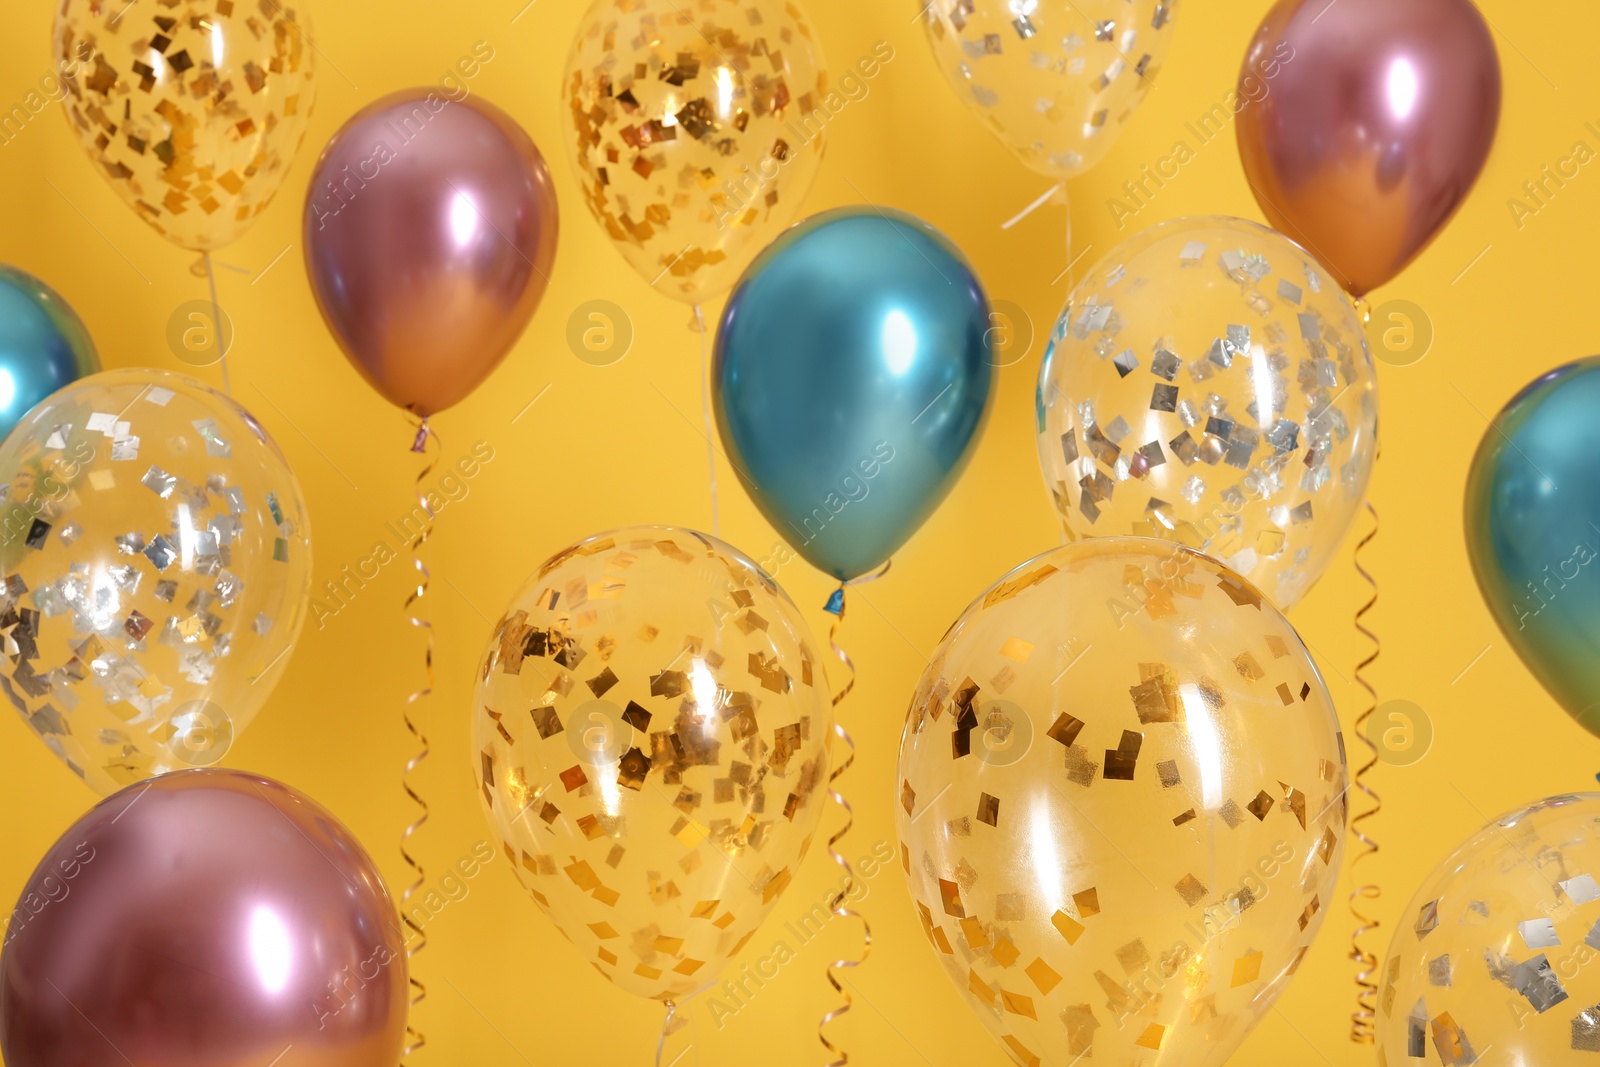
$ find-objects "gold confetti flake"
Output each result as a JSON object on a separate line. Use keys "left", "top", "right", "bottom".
{"left": 1175, "top": 874, "right": 1208, "bottom": 906}
{"left": 1231, "top": 950, "right": 1263, "bottom": 986}
{"left": 1025, "top": 957, "right": 1061, "bottom": 994}
{"left": 999, "top": 636, "right": 1035, "bottom": 662}
{"left": 1051, "top": 910, "right": 1086, "bottom": 945}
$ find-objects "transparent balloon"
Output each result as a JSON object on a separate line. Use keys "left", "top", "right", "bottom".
{"left": 1378, "top": 793, "right": 1600, "bottom": 1064}
{"left": 1036, "top": 216, "right": 1379, "bottom": 610}
{"left": 896, "top": 537, "right": 1347, "bottom": 1065}
{"left": 562, "top": 0, "right": 828, "bottom": 304}
{"left": 921, "top": 0, "right": 1176, "bottom": 178}
{"left": 0, "top": 369, "right": 311, "bottom": 794}
{"left": 472, "top": 526, "right": 831, "bottom": 1004}
{"left": 55, "top": 0, "right": 317, "bottom": 251}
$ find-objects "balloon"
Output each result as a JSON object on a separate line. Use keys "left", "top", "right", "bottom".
{"left": 715, "top": 207, "right": 992, "bottom": 580}
{"left": 1465, "top": 357, "right": 1600, "bottom": 737}
{"left": 921, "top": 0, "right": 1177, "bottom": 179}
{"left": 55, "top": 0, "right": 317, "bottom": 252}
{"left": 896, "top": 537, "right": 1347, "bottom": 1065}
{"left": 0, "top": 266, "right": 98, "bottom": 441}
{"left": 304, "top": 90, "right": 559, "bottom": 417}
{"left": 1376, "top": 793, "right": 1600, "bottom": 1063}
{"left": 562, "top": 0, "right": 828, "bottom": 305}
{"left": 1036, "top": 216, "right": 1378, "bottom": 610}
{"left": 472, "top": 526, "right": 830, "bottom": 1004}
{"left": 0, "top": 368, "right": 311, "bottom": 794}
{"left": 0, "top": 769, "right": 407, "bottom": 1066}
{"left": 1235, "top": 0, "right": 1501, "bottom": 297}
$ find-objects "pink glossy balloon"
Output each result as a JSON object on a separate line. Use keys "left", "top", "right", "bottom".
{"left": 1236, "top": 0, "right": 1501, "bottom": 297}
{"left": 0, "top": 770, "right": 407, "bottom": 1067}
{"left": 304, "top": 89, "right": 558, "bottom": 417}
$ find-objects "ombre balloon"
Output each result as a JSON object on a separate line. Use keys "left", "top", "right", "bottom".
{"left": 0, "top": 769, "right": 407, "bottom": 1067}
{"left": 0, "top": 266, "right": 98, "bottom": 441}
{"left": 1236, "top": 0, "right": 1501, "bottom": 297}
{"left": 1466, "top": 358, "right": 1600, "bottom": 738}
{"left": 304, "top": 90, "right": 558, "bottom": 417}
{"left": 714, "top": 207, "right": 993, "bottom": 580}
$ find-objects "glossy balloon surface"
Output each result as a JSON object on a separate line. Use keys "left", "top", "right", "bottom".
{"left": 0, "top": 769, "right": 407, "bottom": 1067}
{"left": 305, "top": 91, "right": 558, "bottom": 416}
{"left": 1465, "top": 357, "right": 1600, "bottom": 736}
{"left": 1236, "top": 0, "right": 1501, "bottom": 296}
{"left": 0, "top": 267, "right": 98, "bottom": 442}
{"left": 715, "top": 207, "right": 992, "bottom": 580}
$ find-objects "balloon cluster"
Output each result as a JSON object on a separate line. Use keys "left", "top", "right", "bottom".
{"left": 9, "top": 0, "right": 1572, "bottom": 1065}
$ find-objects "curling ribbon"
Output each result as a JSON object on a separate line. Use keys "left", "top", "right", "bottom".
{"left": 200, "top": 251, "right": 231, "bottom": 395}
{"left": 818, "top": 562, "right": 889, "bottom": 1067}
{"left": 401, "top": 419, "right": 438, "bottom": 1062}
{"left": 654, "top": 1000, "right": 686, "bottom": 1067}
{"left": 693, "top": 304, "right": 719, "bottom": 536}
{"left": 1348, "top": 502, "right": 1381, "bottom": 1043}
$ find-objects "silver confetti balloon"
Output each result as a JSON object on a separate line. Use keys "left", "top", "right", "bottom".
{"left": 1036, "top": 216, "right": 1379, "bottom": 610}
{"left": 0, "top": 369, "right": 311, "bottom": 794}
{"left": 1378, "top": 794, "right": 1600, "bottom": 1063}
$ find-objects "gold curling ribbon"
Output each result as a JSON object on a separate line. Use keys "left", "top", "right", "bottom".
{"left": 401, "top": 418, "right": 438, "bottom": 1062}
{"left": 693, "top": 303, "right": 719, "bottom": 536}
{"left": 1349, "top": 502, "right": 1381, "bottom": 1043}
{"left": 818, "top": 562, "right": 889, "bottom": 1067}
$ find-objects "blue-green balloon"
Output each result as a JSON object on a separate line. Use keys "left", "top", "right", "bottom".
{"left": 0, "top": 266, "right": 99, "bottom": 442}
{"left": 713, "top": 207, "right": 993, "bottom": 581}
{"left": 1466, "top": 356, "right": 1600, "bottom": 737}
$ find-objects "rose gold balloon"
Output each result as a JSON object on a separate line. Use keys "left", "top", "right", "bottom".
{"left": 1235, "top": 0, "right": 1501, "bottom": 297}
{"left": 0, "top": 770, "right": 407, "bottom": 1067}
{"left": 304, "top": 89, "right": 558, "bottom": 416}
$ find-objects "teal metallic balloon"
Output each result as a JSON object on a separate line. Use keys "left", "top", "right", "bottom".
{"left": 1465, "top": 357, "right": 1600, "bottom": 737}
{"left": 713, "top": 207, "right": 993, "bottom": 581}
{"left": 0, "top": 266, "right": 99, "bottom": 442}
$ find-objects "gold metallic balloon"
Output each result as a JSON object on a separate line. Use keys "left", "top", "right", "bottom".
{"left": 1377, "top": 793, "right": 1600, "bottom": 1063}
{"left": 896, "top": 537, "right": 1347, "bottom": 1065}
{"left": 1036, "top": 216, "right": 1379, "bottom": 610}
{"left": 561, "top": 0, "right": 828, "bottom": 305}
{"left": 921, "top": 0, "right": 1176, "bottom": 179}
{"left": 54, "top": 0, "right": 317, "bottom": 252}
{"left": 472, "top": 526, "right": 831, "bottom": 1003}
{"left": 0, "top": 369, "right": 312, "bottom": 795}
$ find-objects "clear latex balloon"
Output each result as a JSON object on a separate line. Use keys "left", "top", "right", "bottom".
{"left": 921, "top": 0, "right": 1176, "bottom": 178}
{"left": 0, "top": 369, "right": 311, "bottom": 794}
{"left": 1036, "top": 216, "right": 1379, "bottom": 609}
{"left": 55, "top": 0, "right": 317, "bottom": 251}
{"left": 472, "top": 526, "right": 831, "bottom": 1004}
{"left": 562, "top": 0, "right": 828, "bottom": 304}
{"left": 896, "top": 537, "right": 1347, "bottom": 1065}
{"left": 1377, "top": 793, "right": 1600, "bottom": 1063}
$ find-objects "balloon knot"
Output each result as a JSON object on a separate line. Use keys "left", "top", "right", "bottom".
{"left": 823, "top": 588, "right": 845, "bottom": 616}
{"left": 411, "top": 418, "right": 430, "bottom": 454}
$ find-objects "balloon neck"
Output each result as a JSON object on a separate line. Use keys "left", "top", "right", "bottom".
{"left": 411, "top": 418, "right": 430, "bottom": 454}
{"left": 823, "top": 587, "right": 845, "bottom": 616}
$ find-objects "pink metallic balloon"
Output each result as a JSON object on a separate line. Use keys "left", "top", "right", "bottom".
{"left": 1236, "top": 0, "right": 1501, "bottom": 297}
{"left": 304, "top": 89, "right": 558, "bottom": 416}
{"left": 1, "top": 770, "right": 407, "bottom": 1067}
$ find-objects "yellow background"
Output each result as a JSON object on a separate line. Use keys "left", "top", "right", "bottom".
{"left": 0, "top": 0, "right": 1588, "bottom": 1063}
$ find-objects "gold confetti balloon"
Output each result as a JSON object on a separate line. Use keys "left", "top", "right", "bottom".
{"left": 1036, "top": 216, "right": 1379, "bottom": 610}
{"left": 895, "top": 537, "right": 1347, "bottom": 1065}
{"left": 54, "top": 0, "right": 317, "bottom": 252}
{"left": 472, "top": 526, "right": 831, "bottom": 1003}
{"left": 1377, "top": 793, "right": 1600, "bottom": 1063}
{"left": 561, "top": 0, "right": 828, "bottom": 305}
{"left": 922, "top": 0, "right": 1176, "bottom": 179}
{"left": 0, "top": 369, "right": 312, "bottom": 795}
